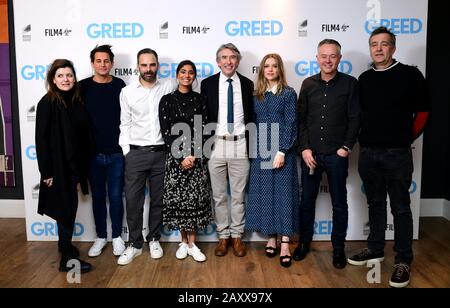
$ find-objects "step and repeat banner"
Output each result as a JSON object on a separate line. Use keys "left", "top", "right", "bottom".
{"left": 13, "top": 0, "right": 428, "bottom": 242}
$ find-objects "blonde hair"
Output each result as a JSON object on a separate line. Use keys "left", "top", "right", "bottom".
{"left": 255, "top": 53, "right": 287, "bottom": 101}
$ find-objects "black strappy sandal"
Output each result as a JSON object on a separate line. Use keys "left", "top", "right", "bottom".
{"left": 265, "top": 246, "right": 277, "bottom": 258}
{"left": 280, "top": 240, "right": 292, "bottom": 267}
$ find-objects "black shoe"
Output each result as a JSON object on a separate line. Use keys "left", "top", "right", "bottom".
{"left": 58, "top": 244, "right": 80, "bottom": 258}
{"left": 265, "top": 246, "right": 277, "bottom": 258}
{"left": 279, "top": 240, "right": 292, "bottom": 268}
{"left": 347, "top": 248, "right": 384, "bottom": 266}
{"left": 389, "top": 263, "right": 411, "bottom": 288}
{"left": 59, "top": 256, "right": 92, "bottom": 273}
{"left": 293, "top": 243, "right": 310, "bottom": 261}
{"left": 333, "top": 248, "right": 347, "bottom": 269}
{"left": 280, "top": 255, "right": 292, "bottom": 268}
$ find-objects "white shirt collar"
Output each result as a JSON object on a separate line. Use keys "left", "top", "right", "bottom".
{"left": 266, "top": 84, "right": 278, "bottom": 94}
{"left": 220, "top": 72, "right": 238, "bottom": 83}
{"left": 134, "top": 79, "right": 161, "bottom": 89}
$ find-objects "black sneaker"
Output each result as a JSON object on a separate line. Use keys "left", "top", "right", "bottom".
{"left": 389, "top": 263, "right": 411, "bottom": 288}
{"left": 347, "top": 248, "right": 384, "bottom": 266}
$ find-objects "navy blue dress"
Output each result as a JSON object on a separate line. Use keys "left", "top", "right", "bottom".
{"left": 246, "top": 86, "right": 299, "bottom": 236}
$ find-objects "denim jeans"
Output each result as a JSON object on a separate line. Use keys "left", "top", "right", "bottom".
{"left": 358, "top": 147, "right": 414, "bottom": 265}
{"left": 299, "top": 153, "right": 349, "bottom": 249}
{"left": 89, "top": 153, "right": 125, "bottom": 239}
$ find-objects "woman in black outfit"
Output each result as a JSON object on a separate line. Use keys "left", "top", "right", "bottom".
{"left": 159, "top": 60, "right": 212, "bottom": 262}
{"left": 35, "top": 59, "right": 93, "bottom": 273}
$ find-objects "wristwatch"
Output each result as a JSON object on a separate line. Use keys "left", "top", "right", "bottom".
{"left": 341, "top": 145, "right": 351, "bottom": 153}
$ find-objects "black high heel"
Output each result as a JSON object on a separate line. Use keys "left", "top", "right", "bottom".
{"left": 280, "top": 240, "right": 292, "bottom": 268}
{"left": 265, "top": 246, "right": 277, "bottom": 258}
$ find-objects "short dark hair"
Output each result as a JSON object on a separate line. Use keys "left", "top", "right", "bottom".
{"left": 369, "top": 26, "right": 396, "bottom": 47}
{"left": 137, "top": 48, "right": 158, "bottom": 63}
{"left": 317, "top": 39, "right": 342, "bottom": 55}
{"left": 176, "top": 60, "right": 197, "bottom": 78}
{"left": 90, "top": 44, "right": 114, "bottom": 63}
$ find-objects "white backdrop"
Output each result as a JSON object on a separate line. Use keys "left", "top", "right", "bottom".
{"left": 13, "top": 0, "right": 428, "bottom": 242}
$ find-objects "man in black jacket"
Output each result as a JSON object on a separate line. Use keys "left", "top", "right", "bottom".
{"left": 294, "top": 39, "right": 360, "bottom": 269}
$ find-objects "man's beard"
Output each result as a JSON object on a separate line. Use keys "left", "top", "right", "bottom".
{"left": 140, "top": 71, "right": 156, "bottom": 82}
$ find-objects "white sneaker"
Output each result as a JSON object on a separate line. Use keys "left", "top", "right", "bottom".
{"left": 175, "top": 242, "right": 189, "bottom": 260}
{"left": 88, "top": 238, "right": 107, "bottom": 257}
{"left": 149, "top": 240, "right": 164, "bottom": 259}
{"left": 187, "top": 243, "right": 206, "bottom": 262}
{"left": 112, "top": 236, "right": 125, "bottom": 256}
{"left": 117, "top": 246, "right": 142, "bottom": 265}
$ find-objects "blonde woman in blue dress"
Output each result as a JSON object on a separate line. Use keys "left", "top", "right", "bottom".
{"left": 246, "top": 53, "right": 299, "bottom": 268}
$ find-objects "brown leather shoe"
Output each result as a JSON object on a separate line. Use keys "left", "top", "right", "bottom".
{"left": 232, "top": 237, "right": 246, "bottom": 257}
{"left": 214, "top": 238, "right": 229, "bottom": 257}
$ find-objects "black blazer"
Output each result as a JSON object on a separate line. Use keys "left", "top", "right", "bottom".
{"left": 200, "top": 72, "right": 255, "bottom": 131}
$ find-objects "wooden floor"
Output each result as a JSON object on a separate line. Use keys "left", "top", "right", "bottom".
{"left": 0, "top": 217, "right": 448, "bottom": 288}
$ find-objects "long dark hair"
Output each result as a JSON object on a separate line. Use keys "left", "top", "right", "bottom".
{"left": 45, "top": 59, "right": 82, "bottom": 106}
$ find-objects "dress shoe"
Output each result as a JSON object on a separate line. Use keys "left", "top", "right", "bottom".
{"left": 59, "top": 256, "right": 92, "bottom": 273}
{"left": 214, "top": 238, "right": 229, "bottom": 257}
{"left": 293, "top": 243, "right": 310, "bottom": 261}
{"left": 231, "top": 237, "right": 246, "bottom": 257}
{"left": 333, "top": 248, "right": 347, "bottom": 269}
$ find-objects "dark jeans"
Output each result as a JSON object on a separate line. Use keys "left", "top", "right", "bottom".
{"left": 358, "top": 146, "right": 414, "bottom": 265}
{"left": 300, "top": 153, "right": 349, "bottom": 249}
{"left": 124, "top": 149, "right": 165, "bottom": 249}
{"left": 89, "top": 153, "right": 125, "bottom": 239}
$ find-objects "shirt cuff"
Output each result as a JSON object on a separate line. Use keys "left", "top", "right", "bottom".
{"left": 277, "top": 151, "right": 285, "bottom": 156}
{"left": 122, "top": 145, "right": 130, "bottom": 156}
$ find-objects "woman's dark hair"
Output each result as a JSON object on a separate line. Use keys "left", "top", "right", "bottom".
{"left": 176, "top": 60, "right": 197, "bottom": 78}
{"left": 45, "top": 59, "right": 81, "bottom": 105}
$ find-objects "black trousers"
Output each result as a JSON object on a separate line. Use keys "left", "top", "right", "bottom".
{"left": 57, "top": 175, "right": 78, "bottom": 254}
{"left": 124, "top": 149, "right": 165, "bottom": 249}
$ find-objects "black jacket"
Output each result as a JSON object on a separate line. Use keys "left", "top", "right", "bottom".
{"left": 35, "top": 93, "right": 93, "bottom": 226}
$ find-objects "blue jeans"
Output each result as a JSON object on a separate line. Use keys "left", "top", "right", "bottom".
{"left": 89, "top": 153, "right": 125, "bottom": 239}
{"left": 358, "top": 147, "right": 413, "bottom": 265}
{"left": 300, "top": 153, "right": 349, "bottom": 249}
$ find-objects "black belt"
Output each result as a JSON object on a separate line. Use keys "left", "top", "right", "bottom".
{"left": 130, "top": 144, "right": 165, "bottom": 152}
{"left": 216, "top": 134, "right": 246, "bottom": 141}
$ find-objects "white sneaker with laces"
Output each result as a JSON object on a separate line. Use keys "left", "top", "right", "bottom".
{"left": 187, "top": 243, "right": 206, "bottom": 262}
{"left": 117, "top": 246, "right": 142, "bottom": 265}
{"left": 149, "top": 240, "right": 164, "bottom": 259}
{"left": 88, "top": 238, "right": 107, "bottom": 257}
{"left": 176, "top": 242, "right": 189, "bottom": 260}
{"left": 112, "top": 236, "right": 125, "bottom": 256}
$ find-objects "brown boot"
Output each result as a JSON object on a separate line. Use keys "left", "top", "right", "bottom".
{"left": 232, "top": 237, "right": 246, "bottom": 257}
{"left": 214, "top": 238, "right": 229, "bottom": 257}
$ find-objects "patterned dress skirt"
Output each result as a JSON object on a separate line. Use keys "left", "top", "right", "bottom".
{"left": 162, "top": 154, "right": 212, "bottom": 231}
